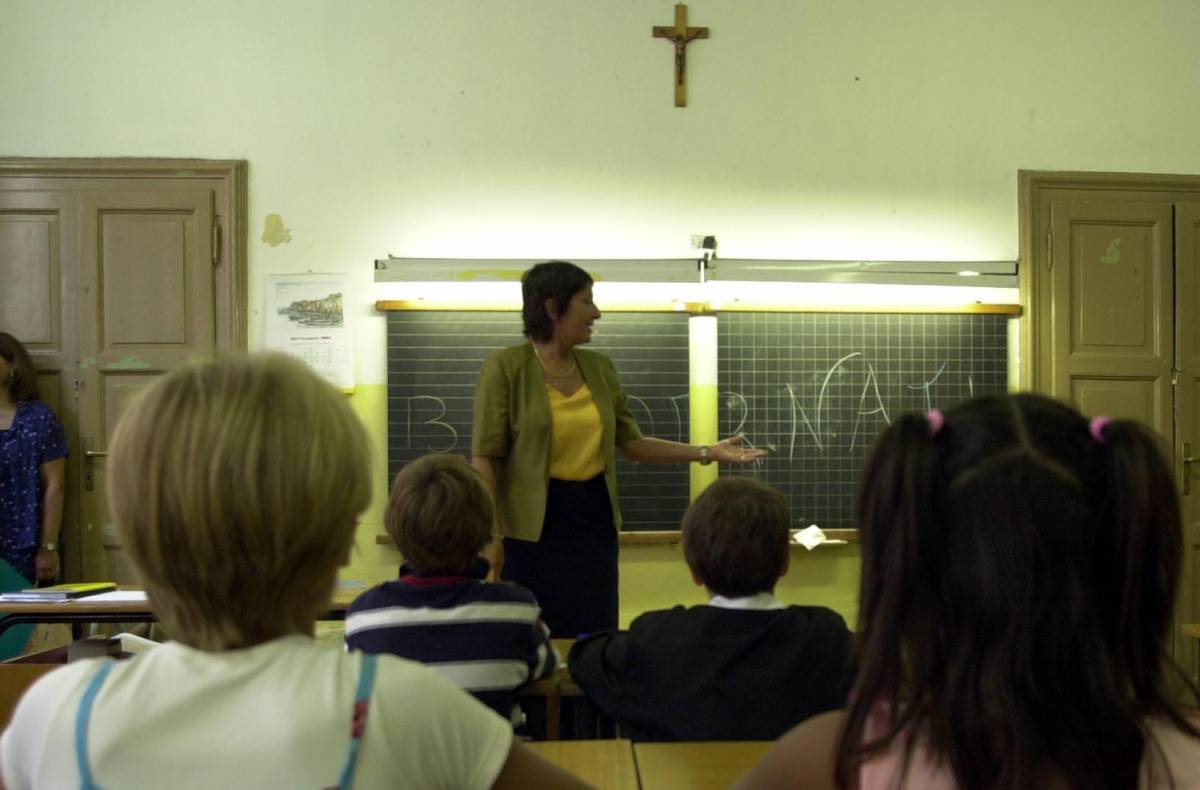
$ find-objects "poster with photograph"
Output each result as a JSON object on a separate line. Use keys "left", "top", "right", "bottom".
{"left": 264, "top": 273, "right": 354, "bottom": 391}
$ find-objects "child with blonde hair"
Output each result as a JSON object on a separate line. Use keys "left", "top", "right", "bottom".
{"left": 0, "top": 353, "right": 585, "bottom": 789}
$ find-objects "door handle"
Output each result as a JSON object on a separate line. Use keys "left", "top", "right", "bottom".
{"left": 82, "top": 437, "right": 106, "bottom": 492}
{"left": 1185, "top": 443, "right": 1195, "bottom": 496}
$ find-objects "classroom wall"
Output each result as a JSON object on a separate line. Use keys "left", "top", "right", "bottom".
{"left": 5, "top": 0, "right": 1200, "bottom": 626}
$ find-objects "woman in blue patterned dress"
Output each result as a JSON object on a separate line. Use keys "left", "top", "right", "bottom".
{"left": 0, "top": 333, "right": 67, "bottom": 584}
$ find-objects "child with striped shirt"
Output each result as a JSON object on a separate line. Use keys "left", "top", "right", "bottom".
{"left": 346, "top": 453, "right": 559, "bottom": 725}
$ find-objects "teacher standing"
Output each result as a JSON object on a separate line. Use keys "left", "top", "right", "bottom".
{"left": 471, "top": 261, "right": 766, "bottom": 637}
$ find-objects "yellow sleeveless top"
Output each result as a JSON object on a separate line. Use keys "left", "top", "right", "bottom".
{"left": 547, "top": 383, "right": 605, "bottom": 480}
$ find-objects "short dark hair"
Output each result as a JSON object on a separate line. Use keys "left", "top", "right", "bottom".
{"left": 521, "top": 261, "right": 593, "bottom": 341}
{"left": 386, "top": 454, "right": 493, "bottom": 574}
{"left": 681, "top": 476, "right": 790, "bottom": 597}
{"left": 0, "top": 332, "right": 39, "bottom": 402}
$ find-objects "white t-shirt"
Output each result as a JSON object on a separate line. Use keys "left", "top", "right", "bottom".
{"left": 0, "top": 635, "right": 513, "bottom": 789}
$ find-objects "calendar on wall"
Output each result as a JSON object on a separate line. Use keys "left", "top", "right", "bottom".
{"left": 264, "top": 273, "right": 354, "bottom": 391}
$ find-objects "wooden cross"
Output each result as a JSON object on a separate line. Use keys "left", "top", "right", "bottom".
{"left": 652, "top": 4, "right": 709, "bottom": 107}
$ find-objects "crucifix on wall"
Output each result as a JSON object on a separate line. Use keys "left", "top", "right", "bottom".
{"left": 652, "top": 3, "right": 709, "bottom": 107}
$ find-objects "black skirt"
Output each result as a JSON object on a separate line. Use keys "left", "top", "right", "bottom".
{"left": 502, "top": 474, "right": 618, "bottom": 637}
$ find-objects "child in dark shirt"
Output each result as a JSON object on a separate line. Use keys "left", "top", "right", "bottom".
{"left": 569, "top": 475, "right": 853, "bottom": 741}
{"left": 345, "top": 453, "right": 558, "bottom": 724}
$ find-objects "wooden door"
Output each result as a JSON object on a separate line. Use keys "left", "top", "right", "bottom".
{"left": 1023, "top": 173, "right": 1200, "bottom": 678}
{"left": 1175, "top": 203, "right": 1200, "bottom": 669}
{"left": 75, "top": 189, "right": 217, "bottom": 582}
{"left": 0, "top": 190, "right": 80, "bottom": 577}
{"left": 1, "top": 158, "right": 245, "bottom": 588}
{"left": 1042, "top": 198, "right": 1175, "bottom": 433}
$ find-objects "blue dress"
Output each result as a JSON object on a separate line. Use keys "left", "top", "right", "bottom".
{"left": 0, "top": 400, "right": 68, "bottom": 582}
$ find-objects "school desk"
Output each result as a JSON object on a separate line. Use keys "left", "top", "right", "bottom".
{"left": 525, "top": 739, "right": 637, "bottom": 789}
{"left": 0, "top": 586, "right": 362, "bottom": 641}
{"left": 514, "top": 638, "right": 581, "bottom": 740}
{"left": 633, "top": 741, "right": 774, "bottom": 790}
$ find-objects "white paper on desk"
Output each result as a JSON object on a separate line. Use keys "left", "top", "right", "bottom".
{"left": 81, "top": 591, "right": 149, "bottom": 603}
{"left": 793, "top": 524, "right": 828, "bottom": 550}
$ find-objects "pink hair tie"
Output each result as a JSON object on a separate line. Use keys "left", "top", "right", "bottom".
{"left": 926, "top": 409, "right": 944, "bottom": 436}
{"left": 1089, "top": 416, "right": 1110, "bottom": 443}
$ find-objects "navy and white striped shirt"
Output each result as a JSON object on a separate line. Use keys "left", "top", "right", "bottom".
{"left": 345, "top": 560, "right": 559, "bottom": 722}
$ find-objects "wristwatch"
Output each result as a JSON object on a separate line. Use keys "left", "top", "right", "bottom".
{"left": 40, "top": 542, "right": 57, "bottom": 552}
{"left": 698, "top": 445, "right": 712, "bottom": 465}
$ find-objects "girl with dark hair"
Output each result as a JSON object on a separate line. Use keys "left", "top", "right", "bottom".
{"left": 471, "top": 261, "right": 765, "bottom": 636}
{"left": 0, "top": 332, "right": 66, "bottom": 584}
{"left": 736, "top": 393, "right": 1200, "bottom": 790}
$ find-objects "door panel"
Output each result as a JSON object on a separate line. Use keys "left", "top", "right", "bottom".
{"left": 1072, "top": 378, "right": 1161, "bottom": 423}
{"left": 0, "top": 210, "right": 55, "bottom": 343}
{"left": 0, "top": 191, "right": 79, "bottom": 578}
{"left": 76, "top": 189, "right": 216, "bottom": 582}
{"left": 1047, "top": 199, "right": 1174, "bottom": 434}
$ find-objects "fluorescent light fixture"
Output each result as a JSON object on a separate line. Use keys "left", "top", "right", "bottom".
{"left": 372, "top": 256, "right": 1020, "bottom": 311}
{"left": 699, "top": 281, "right": 1019, "bottom": 310}
{"left": 707, "top": 259, "right": 1017, "bottom": 288}
{"left": 374, "top": 257, "right": 700, "bottom": 283}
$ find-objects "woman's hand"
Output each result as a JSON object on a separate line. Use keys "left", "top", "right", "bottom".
{"left": 481, "top": 534, "right": 505, "bottom": 581}
{"left": 711, "top": 435, "right": 769, "bottom": 464}
{"left": 34, "top": 548, "right": 59, "bottom": 583}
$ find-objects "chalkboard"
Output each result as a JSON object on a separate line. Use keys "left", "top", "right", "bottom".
{"left": 386, "top": 311, "right": 692, "bottom": 530}
{"left": 717, "top": 312, "right": 1009, "bottom": 530}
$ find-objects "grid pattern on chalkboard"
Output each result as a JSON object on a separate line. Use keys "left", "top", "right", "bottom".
{"left": 386, "top": 311, "right": 691, "bottom": 531}
{"left": 717, "top": 312, "right": 1008, "bottom": 530}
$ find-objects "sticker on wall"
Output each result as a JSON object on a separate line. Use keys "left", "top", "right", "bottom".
{"left": 261, "top": 213, "right": 293, "bottom": 247}
{"left": 1099, "top": 238, "right": 1121, "bottom": 264}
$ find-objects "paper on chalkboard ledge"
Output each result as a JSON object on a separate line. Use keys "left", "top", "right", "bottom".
{"left": 792, "top": 524, "right": 849, "bottom": 550}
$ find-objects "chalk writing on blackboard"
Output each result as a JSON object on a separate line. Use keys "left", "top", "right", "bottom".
{"left": 396, "top": 395, "right": 459, "bottom": 453}
{"left": 717, "top": 310, "right": 1008, "bottom": 529}
{"left": 719, "top": 355, "right": 984, "bottom": 458}
{"left": 395, "top": 355, "right": 977, "bottom": 458}
{"left": 627, "top": 394, "right": 690, "bottom": 443}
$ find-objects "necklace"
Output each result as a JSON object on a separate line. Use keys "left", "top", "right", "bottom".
{"left": 532, "top": 344, "right": 577, "bottom": 379}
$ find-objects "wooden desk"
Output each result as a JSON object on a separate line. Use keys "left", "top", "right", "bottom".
{"left": 526, "top": 739, "right": 637, "bottom": 790}
{"left": 633, "top": 741, "right": 773, "bottom": 790}
{"left": 516, "top": 638, "right": 577, "bottom": 740}
{"left": 0, "top": 587, "right": 361, "bottom": 640}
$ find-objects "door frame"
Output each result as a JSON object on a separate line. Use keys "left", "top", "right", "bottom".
{"left": 0, "top": 158, "right": 248, "bottom": 579}
{"left": 1019, "top": 169, "right": 1200, "bottom": 678}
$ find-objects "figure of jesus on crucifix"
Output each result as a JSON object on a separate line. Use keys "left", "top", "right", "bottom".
{"left": 653, "top": 4, "right": 709, "bottom": 107}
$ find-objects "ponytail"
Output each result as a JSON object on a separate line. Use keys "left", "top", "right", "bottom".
{"left": 836, "top": 412, "right": 944, "bottom": 787}
{"left": 1096, "top": 419, "right": 1199, "bottom": 727}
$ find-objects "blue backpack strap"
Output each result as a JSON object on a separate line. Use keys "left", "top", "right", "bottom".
{"left": 336, "top": 653, "right": 378, "bottom": 790}
{"left": 74, "top": 661, "right": 116, "bottom": 790}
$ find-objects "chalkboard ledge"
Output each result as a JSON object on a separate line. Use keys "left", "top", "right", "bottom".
{"left": 374, "top": 530, "right": 858, "bottom": 548}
